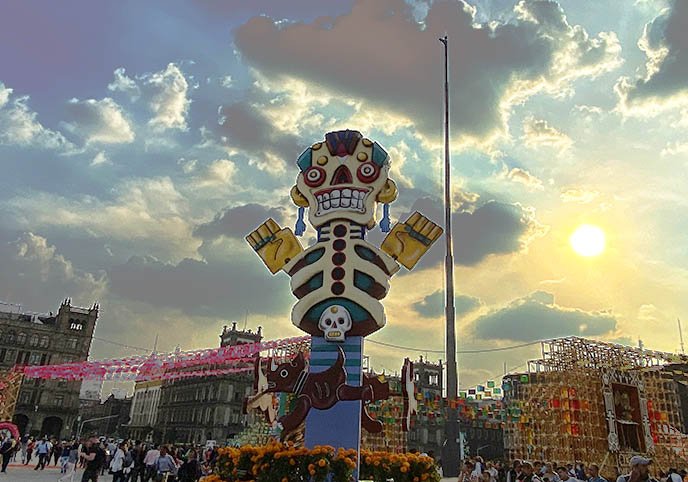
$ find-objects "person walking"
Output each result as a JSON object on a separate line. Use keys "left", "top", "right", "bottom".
{"left": 53, "top": 440, "right": 64, "bottom": 467}
{"left": 0, "top": 435, "right": 17, "bottom": 473}
{"left": 142, "top": 444, "right": 160, "bottom": 482}
{"left": 80, "top": 435, "right": 106, "bottom": 482}
{"left": 110, "top": 441, "right": 128, "bottom": 482}
{"left": 59, "top": 441, "right": 81, "bottom": 482}
{"left": 154, "top": 447, "right": 178, "bottom": 482}
{"left": 25, "top": 436, "right": 34, "bottom": 464}
{"left": 34, "top": 436, "right": 52, "bottom": 470}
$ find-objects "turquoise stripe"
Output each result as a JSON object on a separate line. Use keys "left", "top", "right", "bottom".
{"left": 311, "top": 344, "right": 360, "bottom": 352}
{"left": 311, "top": 359, "right": 361, "bottom": 367}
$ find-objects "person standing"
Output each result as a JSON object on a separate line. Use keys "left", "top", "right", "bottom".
{"left": 80, "top": 435, "right": 106, "bottom": 482}
{"left": 509, "top": 461, "right": 523, "bottom": 482}
{"left": 34, "top": 437, "right": 52, "bottom": 470}
{"left": 616, "top": 457, "right": 658, "bottom": 482}
{"left": 588, "top": 464, "right": 608, "bottom": 482}
{"left": 59, "top": 441, "right": 81, "bottom": 482}
{"left": 519, "top": 462, "right": 543, "bottom": 482}
{"left": 178, "top": 449, "right": 202, "bottom": 482}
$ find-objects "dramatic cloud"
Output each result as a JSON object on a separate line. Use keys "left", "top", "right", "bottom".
{"left": 412, "top": 290, "right": 481, "bottom": 319}
{"left": 400, "top": 197, "right": 548, "bottom": 270}
{"left": 141, "top": 63, "right": 190, "bottom": 132}
{"left": 0, "top": 82, "right": 73, "bottom": 150}
{"left": 522, "top": 116, "right": 573, "bottom": 150}
{"left": 4, "top": 177, "right": 197, "bottom": 260}
{"left": 234, "top": 0, "right": 621, "bottom": 141}
{"left": 616, "top": 0, "right": 688, "bottom": 115}
{"left": 507, "top": 167, "right": 544, "bottom": 191}
{"left": 560, "top": 188, "right": 599, "bottom": 203}
{"left": 63, "top": 97, "right": 135, "bottom": 144}
{"left": 195, "top": 159, "right": 238, "bottom": 187}
{"left": 107, "top": 67, "right": 141, "bottom": 101}
{"left": 474, "top": 291, "right": 617, "bottom": 342}
{"left": 193, "top": 203, "right": 288, "bottom": 241}
{"left": 212, "top": 101, "right": 303, "bottom": 173}
{"left": 0, "top": 232, "right": 107, "bottom": 312}
{"left": 107, "top": 249, "right": 293, "bottom": 320}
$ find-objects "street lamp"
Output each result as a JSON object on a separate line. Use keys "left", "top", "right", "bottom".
{"left": 76, "top": 415, "right": 119, "bottom": 440}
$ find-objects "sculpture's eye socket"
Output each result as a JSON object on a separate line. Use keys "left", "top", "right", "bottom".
{"left": 304, "top": 166, "right": 326, "bottom": 187}
{"left": 356, "top": 162, "right": 379, "bottom": 183}
{"left": 280, "top": 369, "right": 289, "bottom": 378}
{"left": 326, "top": 319, "right": 332, "bottom": 326}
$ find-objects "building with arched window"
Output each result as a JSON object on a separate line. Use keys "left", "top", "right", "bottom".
{"left": 0, "top": 298, "right": 98, "bottom": 438}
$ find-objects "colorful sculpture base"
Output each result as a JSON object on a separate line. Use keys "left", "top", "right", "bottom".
{"left": 305, "top": 336, "right": 363, "bottom": 472}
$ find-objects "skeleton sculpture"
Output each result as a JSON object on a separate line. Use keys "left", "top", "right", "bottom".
{"left": 247, "top": 129, "right": 443, "bottom": 339}
{"left": 246, "top": 129, "right": 442, "bottom": 445}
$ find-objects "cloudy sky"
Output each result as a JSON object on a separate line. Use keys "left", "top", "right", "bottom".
{"left": 1, "top": 0, "right": 687, "bottom": 389}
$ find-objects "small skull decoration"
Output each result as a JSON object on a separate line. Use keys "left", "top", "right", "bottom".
{"left": 318, "top": 305, "right": 352, "bottom": 342}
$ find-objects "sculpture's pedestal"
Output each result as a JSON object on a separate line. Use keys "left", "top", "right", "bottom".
{"left": 305, "top": 336, "right": 363, "bottom": 476}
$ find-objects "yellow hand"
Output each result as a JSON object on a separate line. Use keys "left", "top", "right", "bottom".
{"left": 246, "top": 218, "right": 303, "bottom": 274}
{"left": 381, "top": 211, "right": 443, "bottom": 270}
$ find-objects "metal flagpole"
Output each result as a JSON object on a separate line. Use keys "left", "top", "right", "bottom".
{"left": 439, "top": 34, "right": 460, "bottom": 477}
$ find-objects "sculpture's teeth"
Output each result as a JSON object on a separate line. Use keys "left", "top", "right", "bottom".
{"left": 342, "top": 188, "right": 352, "bottom": 198}
{"left": 331, "top": 190, "right": 340, "bottom": 199}
{"left": 341, "top": 197, "right": 350, "bottom": 208}
{"left": 323, "top": 200, "right": 331, "bottom": 209}
{"left": 331, "top": 197, "right": 340, "bottom": 208}
{"left": 323, "top": 192, "right": 330, "bottom": 201}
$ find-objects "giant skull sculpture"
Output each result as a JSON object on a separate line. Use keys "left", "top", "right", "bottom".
{"left": 290, "top": 130, "right": 398, "bottom": 228}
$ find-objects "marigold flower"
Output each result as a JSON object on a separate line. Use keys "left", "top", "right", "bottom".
{"left": 318, "top": 459, "right": 327, "bottom": 467}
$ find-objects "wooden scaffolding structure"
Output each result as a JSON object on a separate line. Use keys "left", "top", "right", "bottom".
{"left": 504, "top": 337, "right": 688, "bottom": 472}
{"left": 0, "top": 368, "right": 23, "bottom": 422}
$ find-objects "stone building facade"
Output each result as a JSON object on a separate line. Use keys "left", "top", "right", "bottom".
{"left": 0, "top": 298, "right": 98, "bottom": 438}
{"left": 408, "top": 357, "right": 444, "bottom": 454}
{"left": 127, "top": 379, "right": 163, "bottom": 442}
{"left": 157, "top": 324, "right": 262, "bottom": 445}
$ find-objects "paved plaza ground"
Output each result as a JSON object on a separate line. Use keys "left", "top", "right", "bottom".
{"left": 0, "top": 463, "right": 456, "bottom": 481}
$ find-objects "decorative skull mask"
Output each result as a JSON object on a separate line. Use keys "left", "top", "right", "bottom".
{"left": 291, "top": 130, "right": 398, "bottom": 229}
{"left": 318, "top": 305, "right": 353, "bottom": 342}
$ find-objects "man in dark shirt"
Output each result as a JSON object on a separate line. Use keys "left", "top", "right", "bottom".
{"left": 0, "top": 436, "right": 17, "bottom": 473}
{"left": 80, "top": 436, "right": 106, "bottom": 482}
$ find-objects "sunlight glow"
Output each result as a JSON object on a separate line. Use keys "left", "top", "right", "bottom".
{"left": 570, "top": 225, "right": 606, "bottom": 257}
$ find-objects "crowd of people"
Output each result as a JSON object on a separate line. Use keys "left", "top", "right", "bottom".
{"left": 0, "top": 432, "right": 220, "bottom": 482}
{"left": 456, "top": 455, "right": 686, "bottom": 482}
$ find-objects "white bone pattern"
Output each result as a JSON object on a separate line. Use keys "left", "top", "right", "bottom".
{"left": 318, "top": 305, "right": 352, "bottom": 342}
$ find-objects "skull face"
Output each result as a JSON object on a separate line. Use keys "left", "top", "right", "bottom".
{"left": 318, "top": 305, "right": 352, "bottom": 342}
{"left": 291, "top": 130, "right": 398, "bottom": 229}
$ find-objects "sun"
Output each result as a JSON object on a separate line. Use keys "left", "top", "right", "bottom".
{"left": 570, "top": 225, "right": 606, "bottom": 257}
